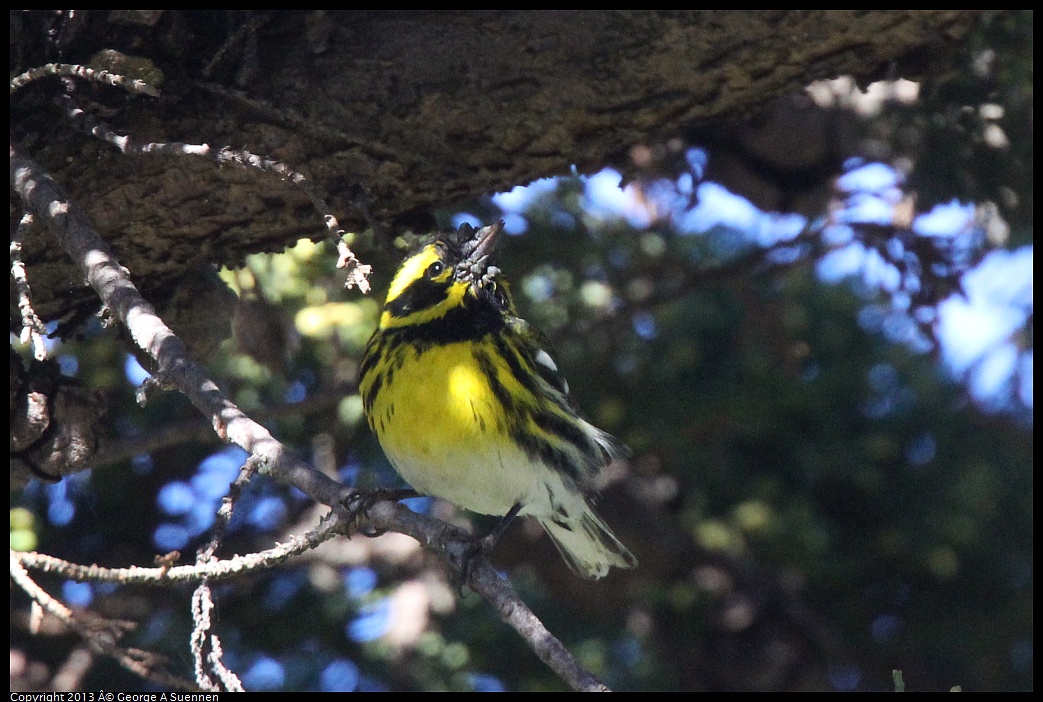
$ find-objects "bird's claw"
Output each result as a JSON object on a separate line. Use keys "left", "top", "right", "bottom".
{"left": 341, "top": 488, "right": 418, "bottom": 536}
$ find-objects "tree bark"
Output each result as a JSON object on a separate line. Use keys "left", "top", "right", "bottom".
{"left": 10, "top": 10, "right": 991, "bottom": 323}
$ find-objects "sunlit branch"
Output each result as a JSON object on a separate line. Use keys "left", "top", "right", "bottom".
{"left": 10, "top": 550, "right": 198, "bottom": 691}
{"left": 10, "top": 212, "right": 48, "bottom": 360}
{"left": 10, "top": 62, "right": 160, "bottom": 96}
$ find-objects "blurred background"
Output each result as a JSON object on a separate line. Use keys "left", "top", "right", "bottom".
{"left": 11, "top": 11, "right": 1031, "bottom": 693}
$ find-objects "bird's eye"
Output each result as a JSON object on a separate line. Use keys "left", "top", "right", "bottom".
{"left": 491, "top": 284, "right": 509, "bottom": 307}
{"left": 426, "top": 261, "right": 444, "bottom": 278}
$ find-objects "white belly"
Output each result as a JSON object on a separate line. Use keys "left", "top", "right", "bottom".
{"left": 384, "top": 440, "right": 558, "bottom": 517}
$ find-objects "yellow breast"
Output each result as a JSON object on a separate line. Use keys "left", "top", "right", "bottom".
{"left": 367, "top": 340, "right": 543, "bottom": 515}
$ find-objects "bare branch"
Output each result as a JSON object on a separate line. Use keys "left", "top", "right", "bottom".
{"left": 10, "top": 212, "right": 48, "bottom": 360}
{"left": 10, "top": 144, "right": 605, "bottom": 692}
{"left": 191, "top": 580, "right": 244, "bottom": 692}
{"left": 201, "top": 12, "right": 269, "bottom": 80}
{"left": 10, "top": 143, "right": 350, "bottom": 506}
{"left": 15, "top": 512, "right": 341, "bottom": 589}
{"left": 337, "top": 237, "right": 374, "bottom": 293}
{"left": 56, "top": 94, "right": 372, "bottom": 292}
{"left": 10, "top": 62, "right": 160, "bottom": 97}
{"left": 359, "top": 500, "right": 611, "bottom": 692}
{"left": 10, "top": 550, "right": 198, "bottom": 691}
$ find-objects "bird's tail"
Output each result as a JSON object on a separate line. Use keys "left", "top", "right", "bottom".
{"left": 538, "top": 504, "right": 637, "bottom": 580}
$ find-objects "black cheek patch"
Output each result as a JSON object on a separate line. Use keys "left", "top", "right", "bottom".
{"left": 386, "top": 278, "right": 450, "bottom": 317}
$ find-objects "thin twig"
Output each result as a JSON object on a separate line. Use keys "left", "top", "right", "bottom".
{"left": 191, "top": 79, "right": 405, "bottom": 160}
{"left": 10, "top": 551, "right": 199, "bottom": 691}
{"left": 15, "top": 504, "right": 342, "bottom": 587}
{"left": 190, "top": 580, "right": 243, "bottom": 692}
{"left": 10, "top": 212, "right": 49, "bottom": 360}
{"left": 10, "top": 62, "right": 160, "bottom": 97}
{"left": 191, "top": 448, "right": 255, "bottom": 691}
{"left": 201, "top": 12, "right": 269, "bottom": 79}
{"left": 56, "top": 94, "right": 372, "bottom": 291}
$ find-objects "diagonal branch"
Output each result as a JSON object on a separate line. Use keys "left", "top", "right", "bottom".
{"left": 10, "top": 142, "right": 608, "bottom": 692}
{"left": 10, "top": 143, "right": 348, "bottom": 507}
{"left": 359, "top": 501, "right": 612, "bottom": 692}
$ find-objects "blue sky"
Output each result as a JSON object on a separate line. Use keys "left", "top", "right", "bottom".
{"left": 491, "top": 159, "right": 1033, "bottom": 412}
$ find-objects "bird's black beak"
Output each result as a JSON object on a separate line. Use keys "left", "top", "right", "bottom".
{"left": 460, "top": 220, "right": 504, "bottom": 266}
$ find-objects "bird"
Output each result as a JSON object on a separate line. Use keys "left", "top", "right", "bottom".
{"left": 358, "top": 221, "right": 636, "bottom": 579}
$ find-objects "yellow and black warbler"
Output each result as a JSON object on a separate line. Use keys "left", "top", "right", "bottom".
{"left": 359, "top": 221, "right": 637, "bottom": 579}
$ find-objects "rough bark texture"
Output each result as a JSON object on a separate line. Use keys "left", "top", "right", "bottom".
{"left": 10, "top": 10, "right": 988, "bottom": 325}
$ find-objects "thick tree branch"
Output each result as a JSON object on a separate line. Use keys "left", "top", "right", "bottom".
{"left": 10, "top": 11, "right": 996, "bottom": 326}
